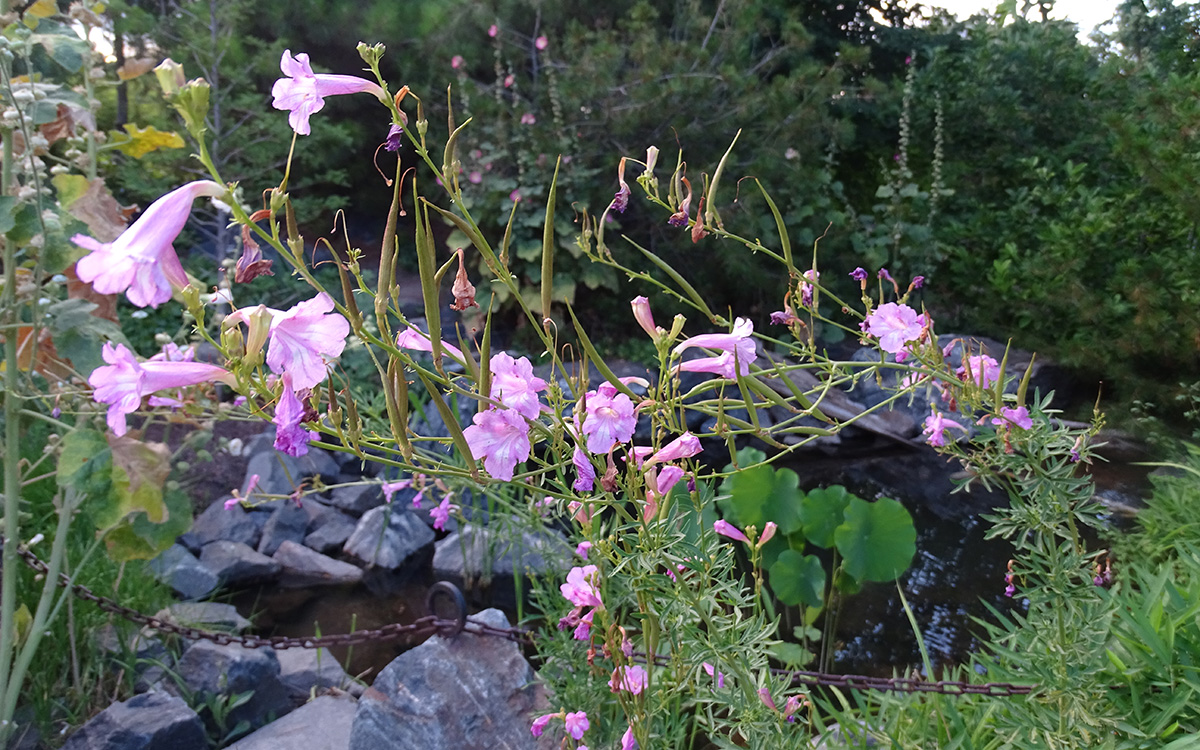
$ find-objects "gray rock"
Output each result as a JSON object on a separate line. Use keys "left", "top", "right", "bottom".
{"left": 276, "top": 647, "right": 361, "bottom": 700}
{"left": 199, "top": 541, "right": 281, "bottom": 585}
{"left": 243, "top": 432, "right": 341, "bottom": 498}
{"left": 227, "top": 694, "right": 357, "bottom": 750}
{"left": 257, "top": 501, "right": 310, "bottom": 556}
{"left": 190, "top": 499, "right": 260, "bottom": 548}
{"left": 274, "top": 541, "right": 363, "bottom": 587}
{"left": 95, "top": 625, "right": 170, "bottom": 692}
{"left": 342, "top": 507, "right": 434, "bottom": 569}
{"left": 327, "top": 484, "right": 385, "bottom": 516}
{"left": 61, "top": 690, "right": 206, "bottom": 750}
{"left": 304, "top": 511, "right": 357, "bottom": 553}
{"left": 408, "top": 392, "right": 475, "bottom": 440}
{"left": 349, "top": 609, "right": 553, "bottom": 750}
{"left": 173, "top": 641, "right": 291, "bottom": 734}
{"left": 153, "top": 602, "right": 252, "bottom": 633}
{"left": 432, "top": 523, "right": 571, "bottom": 583}
{"left": 147, "top": 544, "right": 218, "bottom": 600}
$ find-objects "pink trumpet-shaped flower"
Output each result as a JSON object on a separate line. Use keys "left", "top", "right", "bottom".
{"left": 702, "top": 662, "right": 726, "bottom": 688}
{"left": 580, "top": 382, "right": 637, "bottom": 454}
{"left": 992, "top": 406, "right": 1033, "bottom": 430}
{"left": 395, "top": 328, "right": 465, "bottom": 361}
{"left": 610, "top": 665, "right": 648, "bottom": 695}
{"left": 621, "top": 726, "right": 639, "bottom": 750}
{"left": 713, "top": 519, "right": 749, "bottom": 544}
{"left": 560, "top": 565, "right": 603, "bottom": 608}
{"left": 631, "top": 296, "right": 661, "bottom": 341}
{"left": 863, "top": 302, "right": 926, "bottom": 355}
{"left": 646, "top": 432, "right": 701, "bottom": 466}
{"left": 674, "top": 317, "right": 757, "bottom": 379}
{"left": 958, "top": 354, "right": 1000, "bottom": 389}
{"left": 271, "top": 50, "right": 385, "bottom": 136}
{"left": 74, "top": 180, "right": 226, "bottom": 308}
{"left": 563, "top": 711, "right": 589, "bottom": 740}
{"left": 273, "top": 375, "right": 316, "bottom": 457}
{"left": 530, "top": 714, "right": 554, "bottom": 737}
{"left": 462, "top": 407, "right": 530, "bottom": 481}
{"left": 923, "top": 409, "right": 967, "bottom": 447}
{"left": 489, "top": 352, "right": 547, "bottom": 420}
{"left": 227, "top": 293, "right": 349, "bottom": 391}
{"left": 89, "top": 342, "right": 234, "bottom": 436}
{"left": 572, "top": 446, "right": 595, "bottom": 492}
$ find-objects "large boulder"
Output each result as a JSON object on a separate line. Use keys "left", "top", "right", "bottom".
{"left": 227, "top": 694, "right": 358, "bottom": 750}
{"left": 342, "top": 507, "right": 434, "bottom": 569}
{"left": 61, "top": 691, "right": 206, "bottom": 750}
{"left": 349, "top": 609, "right": 553, "bottom": 750}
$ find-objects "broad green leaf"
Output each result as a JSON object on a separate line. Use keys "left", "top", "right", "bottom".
{"left": 57, "top": 428, "right": 112, "bottom": 497}
{"left": 718, "top": 463, "right": 802, "bottom": 535}
{"left": 30, "top": 22, "right": 89, "bottom": 71}
{"left": 48, "top": 298, "right": 128, "bottom": 377}
{"left": 769, "top": 549, "right": 825, "bottom": 608}
{"left": 0, "top": 196, "right": 16, "bottom": 234}
{"left": 768, "top": 642, "right": 815, "bottom": 669}
{"left": 834, "top": 496, "right": 916, "bottom": 583}
{"left": 799, "top": 485, "right": 852, "bottom": 548}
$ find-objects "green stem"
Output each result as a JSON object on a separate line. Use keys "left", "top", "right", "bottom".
{"left": 0, "top": 121, "right": 18, "bottom": 746}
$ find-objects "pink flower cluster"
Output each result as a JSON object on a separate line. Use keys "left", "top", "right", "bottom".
{"left": 558, "top": 565, "right": 602, "bottom": 640}
{"left": 461, "top": 352, "right": 546, "bottom": 481}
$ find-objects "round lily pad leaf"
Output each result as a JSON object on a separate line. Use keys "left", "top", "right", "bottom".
{"left": 769, "top": 549, "right": 825, "bottom": 608}
{"left": 799, "top": 485, "right": 852, "bottom": 548}
{"left": 834, "top": 496, "right": 916, "bottom": 583}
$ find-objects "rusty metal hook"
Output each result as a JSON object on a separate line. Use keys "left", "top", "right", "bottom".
{"left": 425, "top": 581, "right": 467, "bottom": 638}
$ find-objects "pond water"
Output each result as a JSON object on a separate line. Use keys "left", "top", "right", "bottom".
{"left": 232, "top": 445, "right": 1149, "bottom": 683}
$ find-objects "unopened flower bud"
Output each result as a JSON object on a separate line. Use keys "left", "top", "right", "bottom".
{"left": 154, "top": 58, "right": 186, "bottom": 97}
{"left": 757, "top": 521, "right": 777, "bottom": 548}
{"left": 668, "top": 314, "right": 687, "bottom": 342}
{"left": 174, "top": 78, "right": 211, "bottom": 134}
{"left": 631, "top": 296, "right": 661, "bottom": 342}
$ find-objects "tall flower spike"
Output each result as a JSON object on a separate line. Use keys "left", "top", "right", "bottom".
{"left": 74, "top": 180, "right": 226, "bottom": 308}
{"left": 271, "top": 50, "right": 386, "bottom": 136}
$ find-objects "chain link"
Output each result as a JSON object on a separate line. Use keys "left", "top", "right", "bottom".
{"left": 9, "top": 541, "right": 1033, "bottom": 696}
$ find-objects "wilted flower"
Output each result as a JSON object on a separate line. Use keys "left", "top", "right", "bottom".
{"left": 450, "top": 248, "right": 478, "bottom": 311}
{"left": 573, "top": 447, "right": 596, "bottom": 492}
{"left": 384, "top": 123, "right": 404, "bottom": 152}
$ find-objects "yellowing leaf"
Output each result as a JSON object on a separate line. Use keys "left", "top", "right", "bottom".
{"left": 26, "top": 0, "right": 56, "bottom": 17}
{"left": 106, "top": 434, "right": 170, "bottom": 525}
{"left": 22, "top": 0, "right": 55, "bottom": 27}
{"left": 113, "top": 123, "right": 185, "bottom": 159}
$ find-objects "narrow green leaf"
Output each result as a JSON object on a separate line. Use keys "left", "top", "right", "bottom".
{"left": 628, "top": 239, "right": 716, "bottom": 322}
{"left": 541, "top": 156, "right": 562, "bottom": 327}
{"left": 755, "top": 178, "right": 793, "bottom": 273}
{"left": 415, "top": 370, "right": 478, "bottom": 482}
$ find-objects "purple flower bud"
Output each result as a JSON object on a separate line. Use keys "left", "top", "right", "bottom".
{"left": 911, "top": 275, "right": 925, "bottom": 289}
{"left": 850, "top": 267, "right": 868, "bottom": 282}
{"left": 878, "top": 267, "right": 895, "bottom": 283}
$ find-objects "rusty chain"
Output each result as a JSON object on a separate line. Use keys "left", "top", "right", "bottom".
{"left": 9, "top": 541, "right": 1034, "bottom": 696}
